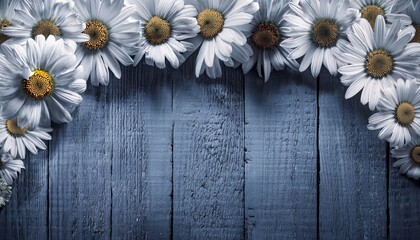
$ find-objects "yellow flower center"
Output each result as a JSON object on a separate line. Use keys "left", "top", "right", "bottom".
{"left": 23, "top": 69, "right": 54, "bottom": 100}
{"left": 361, "top": 5, "right": 385, "bottom": 28}
{"left": 365, "top": 49, "right": 393, "bottom": 78}
{"left": 395, "top": 102, "right": 416, "bottom": 126}
{"left": 6, "top": 119, "right": 27, "bottom": 137}
{"left": 411, "top": 146, "right": 420, "bottom": 163}
{"left": 83, "top": 20, "right": 109, "bottom": 50}
{"left": 411, "top": 24, "right": 420, "bottom": 43}
{"left": 197, "top": 9, "right": 224, "bottom": 39}
{"left": 251, "top": 22, "right": 280, "bottom": 49}
{"left": 0, "top": 19, "right": 12, "bottom": 44}
{"left": 31, "top": 20, "right": 61, "bottom": 39}
{"left": 145, "top": 16, "right": 171, "bottom": 45}
{"left": 312, "top": 19, "right": 339, "bottom": 48}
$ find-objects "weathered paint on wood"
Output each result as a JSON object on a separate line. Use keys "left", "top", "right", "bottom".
{"left": 244, "top": 70, "right": 318, "bottom": 239}
{"left": 0, "top": 151, "right": 48, "bottom": 239}
{"left": 172, "top": 61, "right": 245, "bottom": 239}
{"left": 1, "top": 62, "right": 420, "bottom": 239}
{"left": 318, "top": 71, "right": 388, "bottom": 239}
{"left": 48, "top": 85, "right": 112, "bottom": 239}
{"left": 389, "top": 163, "right": 420, "bottom": 239}
{"left": 109, "top": 64, "right": 172, "bottom": 239}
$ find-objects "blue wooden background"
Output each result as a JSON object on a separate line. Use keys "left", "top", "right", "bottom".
{"left": 1, "top": 57, "right": 420, "bottom": 239}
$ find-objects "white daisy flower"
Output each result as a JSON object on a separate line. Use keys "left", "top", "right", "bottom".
{"left": 406, "top": 0, "right": 420, "bottom": 43}
{"left": 281, "top": 0, "right": 358, "bottom": 78}
{"left": 0, "top": 116, "right": 52, "bottom": 159}
{"left": 0, "top": 177, "right": 11, "bottom": 208}
{"left": 335, "top": 16, "right": 420, "bottom": 110}
{"left": 241, "top": 0, "right": 299, "bottom": 82}
{"left": 56, "top": 0, "right": 74, "bottom": 8}
{"left": 0, "top": 35, "right": 87, "bottom": 128}
{"left": 368, "top": 79, "right": 420, "bottom": 147}
{"left": 0, "top": 151, "right": 24, "bottom": 185}
{"left": 2, "top": 0, "right": 89, "bottom": 46}
{"left": 392, "top": 137, "right": 420, "bottom": 180}
{"left": 350, "top": 0, "right": 411, "bottom": 28}
{"left": 0, "top": 0, "right": 23, "bottom": 46}
{"left": 186, "top": 0, "right": 259, "bottom": 79}
{"left": 127, "top": 0, "right": 199, "bottom": 69}
{"left": 73, "top": 0, "right": 141, "bottom": 86}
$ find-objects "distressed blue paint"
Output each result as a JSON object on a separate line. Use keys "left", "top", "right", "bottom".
{"left": 244, "top": 70, "right": 318, "bottom": 239}
{"left": 0, "top": 65, "right": 419, "bottom": 239}
{"left": 172, "top": 62, "right": 245, "bottom": 239}
{"left": 318, "top": 71, "right": 388, "bottom": 239}
{"left": 389, "top": 164, "right": 420, "bottom": 239}
{"left": 48, "top": 84, "right": 112, "bottom": 239}
{"left": 109, "top": 64, "right": 172, "bottom": 239}
{"left": 0, "top": 151, "right": 48, "bottom": 239}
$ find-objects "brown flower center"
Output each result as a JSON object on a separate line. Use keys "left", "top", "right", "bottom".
{"left": 411, "top": 24, "right": 420, "bottom": 43}
{"left": 0, "top": 19, "right": 12, "bottom": 44}
{"left": 365, "top": 50, "right": 393, "bottom": 78}
{"left": 312, "top": 19, "right": 339, "bottom": 48}
{"left": 83, "top": 20, "right": 109, "bottom": 50}
{"left": 395, "top": 102, "right": 416, "bottom": 126}
{"left": 6, "top": 119, "right": 27, "bottom": 137}
{"left": 145, "top": 16, "right": 171, "bottom": 45}
{"left": 197, "top": 9, "right": 224, "bottom": 39}
{"left": 361, "top": 5, "right": 385, "bottom": 28}
{"left": 23, "top": 69, "right": 54, "bottom": 100}
{"left": 251, "top": 22, "right": 280, "bottom": 49}
{"left": 31, "top": 20, "right": 61, "bottom": 39}
{"left": 411, "top": 146, "right": 420, "bottom": 163}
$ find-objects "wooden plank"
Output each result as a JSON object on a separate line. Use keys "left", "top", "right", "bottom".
{"left": 389, "top": 161, "right": 420, "bottom": 239}
{"left": 172, "top": 62, "right": 245, "bottom": 239}
{"left": 244, "top": 70, "right": 318, "bottom": 239}
{"left": 0, "top": 151, "right": 48, "bottom": 239}
{"left": 110, "top": 64, "right": 172, "bottom": 239}
{"left": 48, "top": 85, "right": 112, "bottom": 239}
{"left": 318, "top": 71, "right": 388, "bottom": 239}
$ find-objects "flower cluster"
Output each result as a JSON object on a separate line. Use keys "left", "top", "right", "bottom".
{"left": 0, "top": 0, "right": 419, "bottom": 208}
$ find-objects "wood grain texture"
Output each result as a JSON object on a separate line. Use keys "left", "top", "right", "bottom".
{"left": 2, "top": 51, "right": 420, "bottom": 239}
{"left": 389, "top": 162, "right": 420, "bottom": 239}
{"left": 0, "top": 151, "right": 48, "bottom": 239}
{"left": 109, "top": 64, "right": 172, "bottom": 239}
{"left": 318, "top": 71, "right": 388, "bottom": 239}
{"left": 48, "top": 85, "right": 111, "bottom": 239}
{"left": 244, "top": 70, "right": 318, "bottom": 239}
{"left": 172, "top": 61, "right": 245, "bottom": 239}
